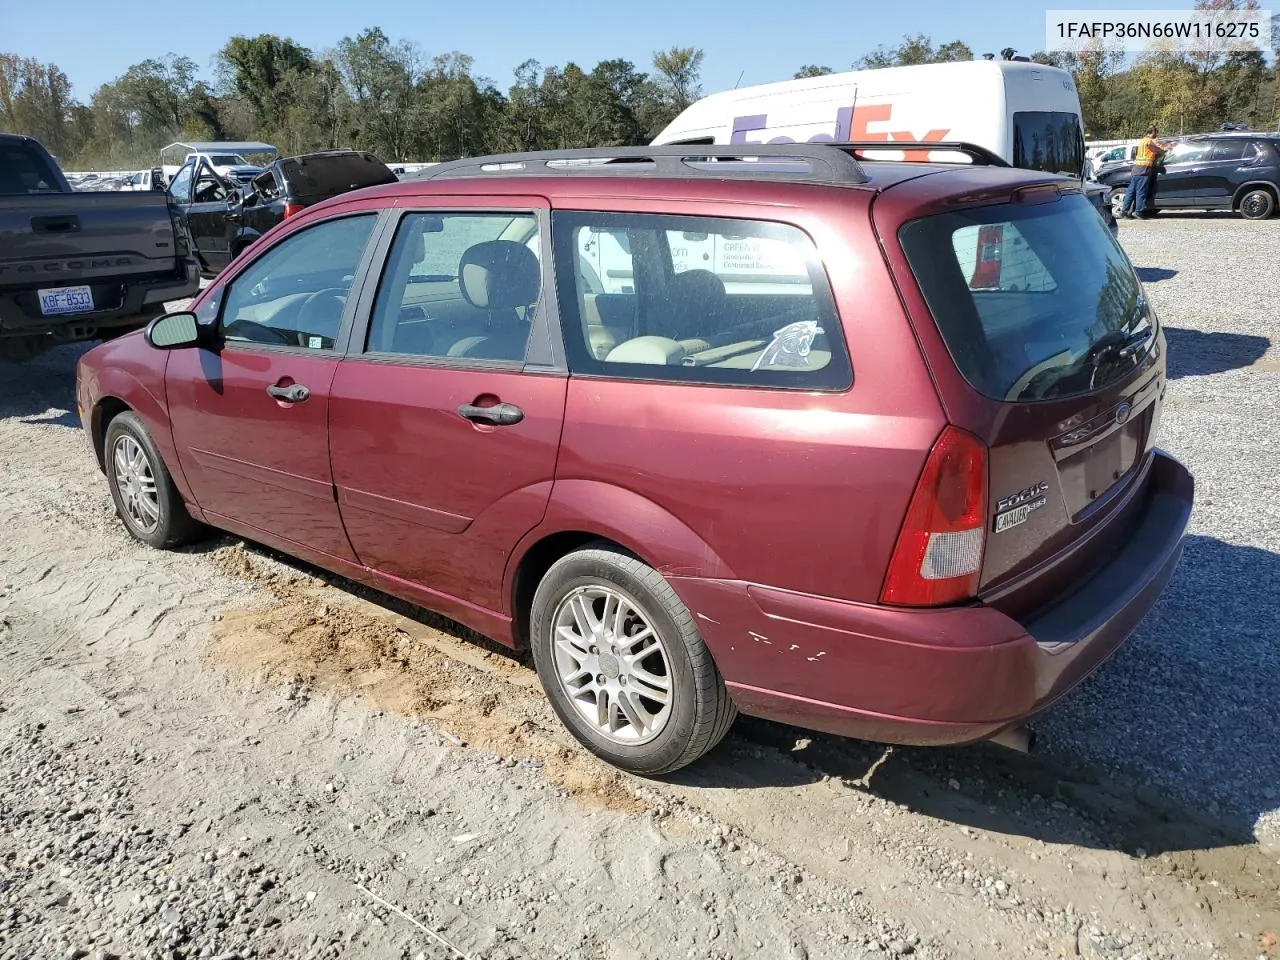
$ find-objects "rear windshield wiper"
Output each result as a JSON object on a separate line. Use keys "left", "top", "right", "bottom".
{"left": 1084, "top": 326, "right": 1153, "bottom": 387}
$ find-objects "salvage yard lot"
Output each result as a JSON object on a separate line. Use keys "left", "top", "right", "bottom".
{"left": 1, "top": 213, "right": 1277, "bottom": 959}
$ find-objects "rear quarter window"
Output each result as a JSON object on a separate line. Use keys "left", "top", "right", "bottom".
{"left": 551, "top": 211, "right": 851, "bottom": 390}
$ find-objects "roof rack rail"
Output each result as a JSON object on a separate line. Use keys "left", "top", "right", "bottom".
{"left": 836, "top": 140, "right": 1011, "bottom": 167}
{"left": 417, "top": 144, "right": 870, "bottom": 185}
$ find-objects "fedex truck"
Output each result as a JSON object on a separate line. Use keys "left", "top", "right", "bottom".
{"left": 651, "top": 60, "right": 1086, "bottom": 175}
{"left": 586, "top": 60, "right": 1111, "bottom": 298}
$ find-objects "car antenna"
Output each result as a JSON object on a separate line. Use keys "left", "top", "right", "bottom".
{"left": 734, "top": 69, "right": 744, "bottom": 89}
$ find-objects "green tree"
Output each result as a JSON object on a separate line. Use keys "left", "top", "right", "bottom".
{"left": 651, "top": 46, "right": 704, "bottom": 112}
{"left": 335, "top": 28, "right": 422, "bottom": 160}
{"left": 794, "top": 65, "right": 835, "bottom": 78}
{"left": 854, "top": 34, "right": 973, "bottom": 69}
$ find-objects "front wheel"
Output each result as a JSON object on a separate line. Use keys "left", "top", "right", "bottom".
{"left": 104, "top": 411, "right": 205, "bottom": 549}
{"left": 1110, "top": 191, "right": 1126, "bottom": 218}
{"left": 1238, "top": 188, "right": 1276, "bottom": 220}
{"left": 530, "top": 544, "right": 736, "bottom": 775}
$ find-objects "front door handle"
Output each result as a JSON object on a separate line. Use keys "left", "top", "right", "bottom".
{"left": 267, "top": 383, "right": 310, "bottom": 403}
{"left": 458, "top": 401, "right": 524, "bottom": 426}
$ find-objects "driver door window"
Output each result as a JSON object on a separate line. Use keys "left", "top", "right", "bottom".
{"left": 219, "top": 214, "right": 377, "bottom": 351}
{"left": 167, "top": 163, "right": 193, "bottom": 203}
{"left": 193, "top": 168, "right": 228, "bottom": 203}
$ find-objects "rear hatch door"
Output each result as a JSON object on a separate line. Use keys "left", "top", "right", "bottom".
{"left": 881, "top": 177, "right": 1165, "bottom": 618}
{"left": 281, "top": 153, "right": 397, "bottom": 206}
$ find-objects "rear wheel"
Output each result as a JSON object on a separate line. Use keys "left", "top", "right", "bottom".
{"left": 104, "top": 411, "right": 205, "bottom": 549}
{"left": 530, "top": 543, "right": 736, "bottom": 775}
{"left": 1238, "top": 188, "right": 1276, "bottom": 220}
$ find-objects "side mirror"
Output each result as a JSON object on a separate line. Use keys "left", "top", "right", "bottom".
{"left": 145, "top": 311, "right": 202, "bottom": 350}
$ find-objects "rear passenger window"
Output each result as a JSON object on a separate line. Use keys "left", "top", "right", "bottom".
{"left": 366, "top": 212, "right": 541, "bottom": 363}
{"left": 552, "top": 212, "right": 850, "bottom": 390}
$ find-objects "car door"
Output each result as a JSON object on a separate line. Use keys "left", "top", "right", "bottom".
{"left": 328, "top": 200, "right": 567, "bottom": 617}
{"left": 166, "top": 211, "right": 383, "bottom": 563}
{"left": 1153, "top": 141, "right": 1211, "bottom": 204}
{"left": 185, "top": 160, "right": 236, "bottom": 273}
{"left": 1196, "top": 139, "right": 1257, "bottom": 204}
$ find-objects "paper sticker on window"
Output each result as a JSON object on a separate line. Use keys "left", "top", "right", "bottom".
{"left": 308, "top": 336, "right": 323, "bottom": 349}
{"left": 752, "top": 320, "right": 822, "bottom": 371}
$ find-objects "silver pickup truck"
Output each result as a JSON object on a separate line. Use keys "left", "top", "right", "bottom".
{"left": 0, "top": 134, "right": 199, "bottom": 362}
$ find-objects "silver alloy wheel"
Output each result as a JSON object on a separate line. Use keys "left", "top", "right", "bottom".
{"left": 112, "top": 435, "right": 160, "bottom": 534}
{"left": 551, "top": 585, "right": 673, "bottom": 745}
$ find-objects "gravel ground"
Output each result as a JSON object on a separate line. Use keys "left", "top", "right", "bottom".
{"left": 0, "top": 212, "right": 1277, "bottom": 960}
{"left": 1037, "top": 213, "right": 1280, "bottom": 845}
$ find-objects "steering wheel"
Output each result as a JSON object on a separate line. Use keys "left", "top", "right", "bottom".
{"left": 222, "top": 318, "right": 292, "bottom": 345}
{"left": 295, "top": 288, "right": 348, "bottom": 346}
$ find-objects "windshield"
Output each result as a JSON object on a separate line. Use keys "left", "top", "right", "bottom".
{"left": 211, "top": 154, "right": 248, "bottom": 166}
{"left": 899, "top": 193, "right": 1155, "bottom": 402}
{"left": 0, "top": 141, "right": 63, "bottom": 195}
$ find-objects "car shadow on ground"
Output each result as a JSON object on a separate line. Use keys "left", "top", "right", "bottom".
{"left": 1164, "top": 326, "right": 1271, "bottom": 378}
{"left": 675, "top": 532, "right": 1280, "bottom": 859}
{"left": 0, "top": 343, "right": 91, "bottom": 425}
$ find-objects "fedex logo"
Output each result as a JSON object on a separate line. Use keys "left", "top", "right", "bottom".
{"left": 730, "top": 104, "right": 950, "bottom": 161}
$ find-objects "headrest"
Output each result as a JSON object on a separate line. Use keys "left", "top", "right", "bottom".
{"left": 671, "top": 269, "right": 726, "bottom": 304}
{"left": 459, "top": 240, "right": 541, "bottom": 311}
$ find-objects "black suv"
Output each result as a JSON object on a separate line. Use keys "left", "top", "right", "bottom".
{"left": 173, "top": 150, "right": 396, "bottom": 277}
{"left": 1099, "top": 133, "right": 1280, "bottom": 220}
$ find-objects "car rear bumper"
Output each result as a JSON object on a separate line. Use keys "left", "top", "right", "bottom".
{"left": 0, "top": 259, "right": 199, "bottom": 337}
{"left": 670, "top": 450, "right": 1193, "bottom": 746}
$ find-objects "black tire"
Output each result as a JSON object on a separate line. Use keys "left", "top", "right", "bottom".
{"left": 104, "top": 411, "right": 205, "bottom": 549}
{"left": 530, "top": 543, "right": 736, "bottom": 775}
{"left": 1238, "top": 188, "right": 1276, "bottom": 221}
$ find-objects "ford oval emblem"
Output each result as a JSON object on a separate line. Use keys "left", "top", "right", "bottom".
{"left": 1115, "top": 402, "right": 1133, "bottom": 425}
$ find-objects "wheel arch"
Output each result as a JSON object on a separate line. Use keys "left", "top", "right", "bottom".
{"left": 1232, "top": 180, "right": 1278, "bottom": 209}
{"left": 91, "top": 396, "right": 133, "bottom": 472}
{"left": 504, "top": 480, "right": 735, "bottom": 649}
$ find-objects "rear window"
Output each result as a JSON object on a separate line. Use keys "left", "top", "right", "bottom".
{"left": 0, "top": 141, "right": 63, "bottom": 195}
{"left": 1011, "top": 111, "right": 1084, "bottom": 178}
{"left": 899, "top": 193, "right": 1155, "bottom": 403}
{"left": 280, "top": 154, "right": 396, "bottom": 199}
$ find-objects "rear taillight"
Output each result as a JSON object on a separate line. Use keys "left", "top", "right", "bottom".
{"left": 969, "top": 225, "right": 1004, "bottom": 289}
{"left": 881, "top": 426, "right": 988, "bottom": 607}
{"left": 282, "top": 202, "right": 305, "bottom": 219}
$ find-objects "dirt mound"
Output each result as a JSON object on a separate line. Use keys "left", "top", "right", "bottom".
{"left": 208, "top": 544, "right": 645, "bottom": 815}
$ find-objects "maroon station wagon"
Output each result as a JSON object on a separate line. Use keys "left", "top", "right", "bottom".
{"left": 76, "top": 144, "right": 1194, "bottom": 775}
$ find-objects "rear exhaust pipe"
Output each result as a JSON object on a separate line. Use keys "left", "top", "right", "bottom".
{"left": 988, "top": 725, "right": 1036, "bottom": 754}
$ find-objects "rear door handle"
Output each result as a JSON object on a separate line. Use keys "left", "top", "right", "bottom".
{"left": 458, "top": 402, "right": 524, "bottom": 426}
{"left": 267, "top": 383, "right": 310, "bottom": 403}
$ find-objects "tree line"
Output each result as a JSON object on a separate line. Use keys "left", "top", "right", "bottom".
{"left": 2, "top": 17, "right": 1276, "bottom": 170}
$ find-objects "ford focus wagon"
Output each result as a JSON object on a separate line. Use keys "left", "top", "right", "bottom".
{"left": 76, "top": 143, "right": 1193, "bottom": 774}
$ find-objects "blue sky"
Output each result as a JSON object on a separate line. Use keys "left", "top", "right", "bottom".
{"left": 7, "top": 0, "right": 1208, "bottom": 100}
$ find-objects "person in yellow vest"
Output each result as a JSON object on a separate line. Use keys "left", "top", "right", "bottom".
{"left": 1119, "top": 127, "right": 1170, "bottom": 219}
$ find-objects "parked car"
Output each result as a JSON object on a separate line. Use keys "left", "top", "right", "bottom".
{"left": 1098, "top": 133, "right": 1280, "bottom": 219}
{"left": 171, "top": 150, "right": 396, "bottom": 278}
{"left": 1088, "top": 142, "right": 1139, "bottom": 181}
{"left": 76, "top": 143, "right": 1193, "bottom": 775}
{"left": 119, "top": 168, "right": 167, "bottom": 192}
{"left": 0, "top": 133, "right": 199, "bottom": 362}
